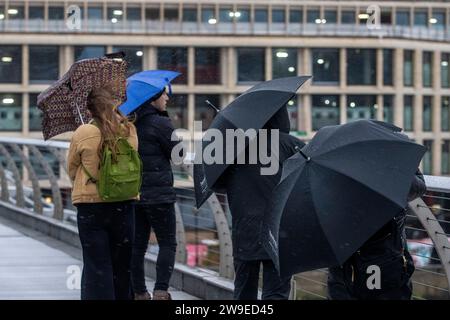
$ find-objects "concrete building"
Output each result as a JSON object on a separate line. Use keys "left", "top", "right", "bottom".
{"left": 0, "top": 0, "right": 450, "bottom": 175}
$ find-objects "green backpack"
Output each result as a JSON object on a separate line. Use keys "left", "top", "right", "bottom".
{"left": 82, "top": 136, "right": 142, "bottom": 202}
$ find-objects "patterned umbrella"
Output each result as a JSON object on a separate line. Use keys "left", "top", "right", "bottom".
{"left": 37, "top": 56, "right": 128, "bottom": 140}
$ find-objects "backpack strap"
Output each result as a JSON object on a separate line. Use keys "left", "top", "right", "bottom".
{"left": 81, "top": 163, "right": 98, "bottom": 185}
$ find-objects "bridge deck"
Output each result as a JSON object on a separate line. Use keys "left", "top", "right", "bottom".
{"left": 0, "top": 218, "right": 199, "bottom": 300}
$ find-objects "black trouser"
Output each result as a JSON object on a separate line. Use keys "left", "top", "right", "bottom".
{"left": 233, "top": 259, "right": 291, "bottom": 300}
{"left": 76, "top": 201, "right": 134, "bottom": 300}
{"left": 130, "top": 203, "right": 177, "bottom": 293}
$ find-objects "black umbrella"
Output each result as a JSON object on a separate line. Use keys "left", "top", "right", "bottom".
{"left": 261, "top": 120, "right": 426, "bottom": 277}
{"left": 194, "top": 76, "right": 312, "bottom": 208}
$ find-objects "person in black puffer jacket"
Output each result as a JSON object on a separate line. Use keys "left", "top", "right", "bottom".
{"left": 130, "top": 88, "right": 184, "bottom": 300}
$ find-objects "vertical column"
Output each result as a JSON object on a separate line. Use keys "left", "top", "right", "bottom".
{"left": 227, "top": 47, "right": 236, "bottom": 88}
{"left": 339, "top": 48, "right": 347, "bottom": 89}
{"left": 22, "top": 44, "right": 29, "bottom": 87}
{"left": 376, "top": 48, "right": 383, "bottom": 89}
{"left": 433, "top": 51, "right": 442, "bottom": 175}
{"left": 414, "top": 49, "right": 422, "bottom": 90}
{"left": 393, "top": 48, "right": 404, "bottom": 128}
{"left": 302, "top": 94, "right": 312, "bottom": 134}
{"left": 340, "top": 94, "right": 347, "bottom": 124}
{"left": 22, "top": 93, "right": 29, "bottom": 136}
{"left": 265, "top": 47, "right": 272, "bottom": 80}
{"left": 377, "top": 95, "right": 383, "bottom": 121}
{"left": 300, "top": 48, "right": 311, "bottom": 132}
{"left": 188, "top": 94, "right": 195, "bottom": 133}
{"left": 147, "top": 46, "right": 157, "bottom": 69}
{"left": 188, "top": 46, "right": 195, "bottom": 88}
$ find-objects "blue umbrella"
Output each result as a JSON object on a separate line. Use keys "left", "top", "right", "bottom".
{"left": 118, "top": 70, "right": 181, "bottom": 116}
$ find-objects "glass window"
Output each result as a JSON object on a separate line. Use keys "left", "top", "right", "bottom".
{"left": 74, "top": 46, "right": 106, "bottom": 61}
{"left": 29, "top": 93, "right": 42, "bottom": 131}
{"left": 0, "top": 46, "right": 22, "bottom": 83}
{"left": 237, "top": 48, "right": 265, "bottom": 83}
{"left": 286, "top": 97, "right": 298, "bottom": 131}
{"left": 29, "top": 46, "right": 59, "bottom": 83}
{"left": 423, "top": 140, "right": 433, "bottom": 175}
{"left": 312, "top": 49, "right": 339, "bottom": 84}
{"left": 383, "top": 95, "right": 394, "bottom": 124}
{"left": 48, "top": 6, "right": 64, "bottom": 20}
{"left": 341, "top": 10, "right": 355, "bottom": 24}
{"left": 255, "top": 9, "right": 268, "bottom": 23}
{"left": 289, "top": 9, "right": 302, "bottom": 23}
{"left": 347, "top": 49, "right": 376, "bottom": 85}
{"left": 219, "top": 8, "right": 233, "bottom": 23}
{"left": 195, "top": 48, "right": 221, "bottom": 84}
{"left": 404, "top": 95, "right": 414, "bottom": 131}
{"left": 0, "top": 93, "right": 22, "bottom": 131}
{"left": 127, "top": 7, "right": 141, "bottom": 21}
{"left": 7, "top": 6, "right": 24, "bottom": 19}
{"left": 145, "top": 8, "right": 159, "bottom": 21}
{"left": 201, "top": 8, "right": 215, "bottom": 23}
{"left": 195, "top": 94, "right": 220, "bottom": 130}
{"left": 441, "top": 53, "right": 449, "bottom": 88}
{"left": 347, "top": 95, "right": 377, "bottom": 121}
{"left": 29, "top": 6, "right": 45, "bottom": 19}
{"left": 431, "top": 10, "right": 446, "bottom": 28}
{"left": 404, "top": 50, "right": 414, "bottom": 87}
{"left": 312, "top": 95, "right": 340, "bottom": 131}
{"left": 272, "top": 9, "right": 285, "bottom": 23}
{"left": 157, "top": 47, "right": 188, "bottom": 84}
{"left": 272, "top": 48, "right": 297, "bottom": 79}
{"left": 112, "top": 46, "right": 143, "bottom": 76}
{"left": 108, "top": 7, "right": 123, "bottom": 23}
{"left": 414, "top": 10, "right": 428, "bottom": 27}
{"left": 383, "top": 49, "right": 393, "bottom": 86}
{"left": 442, "top": 96, "right": 450, "bottom": 132}
{"left": 165, "top": 8, "right": 179, "bottom": 21}
{"left": 442, "top": 140, "right": 450, "bottom": 175}
{"left": 423, "top": 51, "right": 433, "bottom": 88}
{"left": 183, "top": 8, "right": 197, "bottom": 22}
{"left": 423, "top": 96, "right": 433, "bottom": 132}
{"left": 235, "top": 8, "right": 250, "bottom": 23}
{"left": 324, "top": 10, "right": 337, "bottom": 24}
{"left": 88, "top": 7, "right": 103, "bottom": 20}
{"left": 307, "top": 9, "right": 320, "bottom": 23}
{"left": 380, "top": 10, "right": 392, "bottom": 24}
{"left": 0, "top": 6, "right": 4, "bottom": 21}
{"left": 167, "top": 94, "right": 188, "bottom": 129}
{"left": 396, "top": 10, "right": 410, "bottom": 26}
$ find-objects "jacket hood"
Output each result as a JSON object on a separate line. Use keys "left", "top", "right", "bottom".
{"left": 262, "top": 105, "right": 291, "bottom": 134}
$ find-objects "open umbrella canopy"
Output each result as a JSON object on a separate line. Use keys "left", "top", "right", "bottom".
{"left": 118, "top": 70, "right": 181, "bottom": 116}
{"left": 262, "top": 120, "right": 427, "bottom": 277}
{"left": 194, "top": 76, "right": 312, "bottom": 208}
{"left": 37, "top": 56, "right": 127, "bottom": 140}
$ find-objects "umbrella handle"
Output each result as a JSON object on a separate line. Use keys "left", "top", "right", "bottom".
{"left": 295, "top": 146, "right": 311, "bottom": 162}
{"left": 205, "top": 100, "right": 220, "bottom": 114}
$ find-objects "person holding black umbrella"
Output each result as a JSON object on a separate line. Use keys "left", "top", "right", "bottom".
{"left": 327, "top": 169, "right": 426, "bottom": 300}
{"left": 217, "top": 105, "right": 305, "bottom": 300}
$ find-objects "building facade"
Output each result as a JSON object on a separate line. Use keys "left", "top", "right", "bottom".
{"left": 0, "top": 0, "right": 450, "bottom": 175}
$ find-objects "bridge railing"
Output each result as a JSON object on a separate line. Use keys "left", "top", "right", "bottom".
{"left": 0, "top": 137, "right": 449, "bottom": 299}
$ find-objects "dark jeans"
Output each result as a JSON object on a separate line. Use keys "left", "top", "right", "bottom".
{"left": 76, "top": 201, "right": 134, "bottom": 300}
{"left": 131, "top": 203, "right": 177, "bottom": 293}
{"left": 233, "top": 259, "right": 291, "bottom": 300}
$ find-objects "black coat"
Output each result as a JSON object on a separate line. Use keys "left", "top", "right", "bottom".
{"left": 134, "top": 104, "right": 181, "bottom": 204}
{"left": 219, "top": 107, "right": 305, "bottom": 260}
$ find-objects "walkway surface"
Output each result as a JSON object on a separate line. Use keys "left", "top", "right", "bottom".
{"left": 0, "top": 218, "right": 199, "bottom": 300}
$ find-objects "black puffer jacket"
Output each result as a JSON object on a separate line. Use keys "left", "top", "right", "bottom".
{"left": 134, "top": 103, "right": 181, "bottom": 204}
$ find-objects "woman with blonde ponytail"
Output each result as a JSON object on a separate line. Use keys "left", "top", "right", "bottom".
{"left": 68, "top": 83, "right": 138, "bottom": 300}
